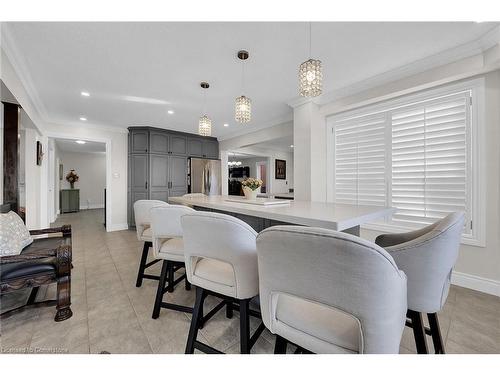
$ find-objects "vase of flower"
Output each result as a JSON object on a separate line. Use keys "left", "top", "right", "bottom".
{"left": 241, "top": 177, "right": 263, "bottom": 200}
{"left": 66, "top": 169, "right": 79, "bottom": 189}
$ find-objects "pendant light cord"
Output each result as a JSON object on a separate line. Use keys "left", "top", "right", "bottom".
{"left": 241, "top": 59, "right": 245, "bottom": 95}
{"left": 309, "top": 22, "right": 312, "bottom": 59}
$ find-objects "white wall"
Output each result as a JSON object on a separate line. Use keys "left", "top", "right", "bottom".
{"left": 231, "top": 146, "right": 294, "bottom": 195}
{"left": 292, "top": 67, "right": 500, "bottom": 296}
{"left": 59, "top": 150, "right": 106, "bottom": 210}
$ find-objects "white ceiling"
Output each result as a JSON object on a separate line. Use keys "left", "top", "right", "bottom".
{"left": 5, "top": 22, "right": 498, "bottom": 139}
{"left": 54, "top": 138, "right": 106, "bottom": 153}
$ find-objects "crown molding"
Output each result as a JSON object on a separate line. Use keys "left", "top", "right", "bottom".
{"left": 1, "top": 24, "right": 50, "bottom": 127}
{"left": 287, "top": 25, "right": 500, "bottom": 108}
{"left": 47, "top": 121, "right": 129, "bottom": 134}
{"left": 217, "top": 114, "right": 293, "bottom": 141}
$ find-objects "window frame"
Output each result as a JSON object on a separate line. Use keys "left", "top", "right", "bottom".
{"left": 326, "top": 78, "right": 486, "bottom": 247}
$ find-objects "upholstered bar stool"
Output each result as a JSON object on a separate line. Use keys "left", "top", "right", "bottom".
{"left": 257, "top": 226, "right": 407, "bottom": 354}
{"left": 133, "top": 200, "right": 169, "bottom": 287}
{"left": 181, "top": 211, "right": 265, "bottom": 354}
{"left": 375, "top": 212, "right": 464, "bottom": 354}
{"left": 150, "top": 205, "right": 196, "bottom": 318}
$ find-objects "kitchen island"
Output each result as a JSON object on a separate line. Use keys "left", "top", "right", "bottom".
{"left": 169, "top": 195, "right": 393, "bottom": 235}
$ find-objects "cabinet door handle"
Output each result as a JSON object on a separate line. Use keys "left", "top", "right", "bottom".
{"left": 145, "top": 181, "right": 148, "bottom": 189}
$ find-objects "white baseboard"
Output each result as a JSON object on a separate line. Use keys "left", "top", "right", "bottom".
{"left": 451, "top": 271, "right": 500, "bottom": 297}
{"left": 79, "top": 203, "right": 105, "bottom": 210}
{"left": 106, "top": 223, "right": 129, "bottom": 232}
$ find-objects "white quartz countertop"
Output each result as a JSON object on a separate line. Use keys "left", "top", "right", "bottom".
{"left": 169, "top": 195, "right": 394, "bottom": 231}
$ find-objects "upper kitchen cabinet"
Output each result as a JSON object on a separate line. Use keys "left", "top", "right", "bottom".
{"left": 129, "top": 130, "right": 149, "bottom": 153}
{"left": 187, "top": 138, "right": 218, "bottom": 158}
{"left": 149, "top": 131, "right": 170, "bottom": 154}
{"left": 170, "top": 135, "right": 187, "bottom": 155}
{"left": 202, "top": 139, "right": 219, "bottom": 159}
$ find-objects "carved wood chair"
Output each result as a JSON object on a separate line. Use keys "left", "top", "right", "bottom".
{"left": 0, "top": 225, "right": 73, "bottom": 322}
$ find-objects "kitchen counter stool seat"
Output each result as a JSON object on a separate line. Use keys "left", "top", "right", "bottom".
{"left": 182, "top": 211, "right": 265, "bottom": 354}
{"left": 375, "top": 212, "right": 465, "bottom": 354}
{"left": 133, "top": 200, "right": 169, "bottom": 287}
{"left": 257, "top": 226, "right": 408, "bottom": 354}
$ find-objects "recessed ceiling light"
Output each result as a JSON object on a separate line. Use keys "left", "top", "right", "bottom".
{"left": 167, "top": 110, "right": 174, "bottom": 114}
{"left": 79, "top": 117, "right": 87, "bottom": 121}
{"left": 81, "top": 91, "right": 90, "bottom": 97}
{"left": 290, "top": 145, "right": 294, "bottom": 148}
{"left": 224, "top": 123, "right": 229, "bottom": 127}
{"left": 75, "top": 140, "right": 86, "bottom": 144}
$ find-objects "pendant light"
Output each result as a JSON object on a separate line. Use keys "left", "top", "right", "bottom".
{"left": 299, "top": 23, "right": 322, "bottom": 97}
{"left": 235, "top": 50, "right": 252, "bottom": 123}
{"left": 198, "top": 82, "right": 212, "bottom": 137}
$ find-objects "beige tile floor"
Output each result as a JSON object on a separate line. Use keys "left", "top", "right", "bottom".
{"left": 1, "top": 209, "right": 499, "bottom": 354}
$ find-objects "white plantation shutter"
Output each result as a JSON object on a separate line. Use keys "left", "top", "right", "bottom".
{"left": 390, "top": 92, "right": 470, "bottom": 232}
{"left": 334, "top": 113, "right": 387, "bottom": 206}
{"left": 332, "top": 88, "right": 474, "bottom": 237}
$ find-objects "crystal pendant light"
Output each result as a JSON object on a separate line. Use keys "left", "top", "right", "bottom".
{"left": 198, "top": 82, "right": 212, "bottom": 136}
{"left": 299, "top": 23, "right": 322, "bottom": 97}
{"left": 235, "top": 50, "right": 252, "bottom": 123}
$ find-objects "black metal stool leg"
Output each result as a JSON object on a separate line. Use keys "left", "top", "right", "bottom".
{"left": 427, "top": 313, "right": 445, "bottom": 354}
{"left": 408, "top": 310, "right": 429, "bottom": 354}
{"left": 226, "top": 300, "right": 233, "bottom": 319}
{"left": 239, "top": 299, "right": 250, "bottom": 354}
{"left": 135, "top": 242, "right": 151, "bottom": 287}
{"left": 274, "top": 335, "right": 288, "bottom": 354}
{"left": 185, "top": 287, "right": 206, "bottom": 354}
{"left": 185, "top": 277, "right": 191, "bottom": 291}
{"left": 167, "top": 261, "right": 175, "bottom": 292}
{"left": 152, "top": 261, "right": 169, "bottom": 319}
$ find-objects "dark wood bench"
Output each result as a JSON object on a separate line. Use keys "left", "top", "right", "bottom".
{"left": 0, "top": 225, "right": 73, "bottom": 322}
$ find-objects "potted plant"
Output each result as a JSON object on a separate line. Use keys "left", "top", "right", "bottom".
{"left": 241, "top": 177, "right": 263, "bottom": 200}
{"left": 66, "top": 169, "right": 79, "bottom": 189}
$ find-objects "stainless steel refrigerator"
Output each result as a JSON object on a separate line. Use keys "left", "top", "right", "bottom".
{"left": 188, "top": 158, "right": 222, "bottom": 195}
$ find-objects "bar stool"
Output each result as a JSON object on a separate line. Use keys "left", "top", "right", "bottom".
{"left": 181, "top": 211, "right": 265, "bottom": 354}
{"left": 375, "top": 212, "right": 464, "bottom": 354}
{"left": 257, "top": 226, "right": 407, "bottom": 354}
{"left": 133, "top": 200, "right": 168, "bottom": 287}
{"left": 150, "top": 205, "right": 195, "bottom": 318}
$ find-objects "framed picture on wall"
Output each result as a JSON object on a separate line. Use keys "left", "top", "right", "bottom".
{"left": 275, "top": 159, "right": 286, "bottom": 180}
{"left": 36, "top": 141, "right": 43, "bottom": 166}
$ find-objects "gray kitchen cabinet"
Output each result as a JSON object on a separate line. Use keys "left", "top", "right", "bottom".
{"left": 169, "top": 156, "right": 187, "bottom": 191}
{"left": 60, "top": 189, "right": 80, "bottom": 213}
{"left": 149, "top": 154, "right": 169, "bottom": 202}
{"left": 170, "top": 135, "right": 187, "bottom": 155}
{"left": 130, "top": 130, "right": 149, "bottom": 153}
{"left": 149, "top": 131, "right": 170, "bottom": 154}
{"left": 130, "top": 154, "right": 149, "bottom": 191}
{"left": 128, "top": 126, "right": 219, "bottom": 227}
{"left": 202, "top": 139, "right": 219, "bottom": 159}
{"left": 188, "top": 138, "right": 203, "bottom": 157}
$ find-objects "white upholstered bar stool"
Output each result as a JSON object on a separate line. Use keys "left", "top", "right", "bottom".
{"left": 375, "top": 212, "right": 464, "bottom": 354}
{"left": 150, "top": 205, "right": 196, "bottom": 318}
{"left": 133, "top": 200, "right": 169, "bottom": 287}
{"left": 181, "top": 211, "right": 265, "bottom": 354}
{"left": 257, "top": 226, "right": 408, "bottom": 354}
